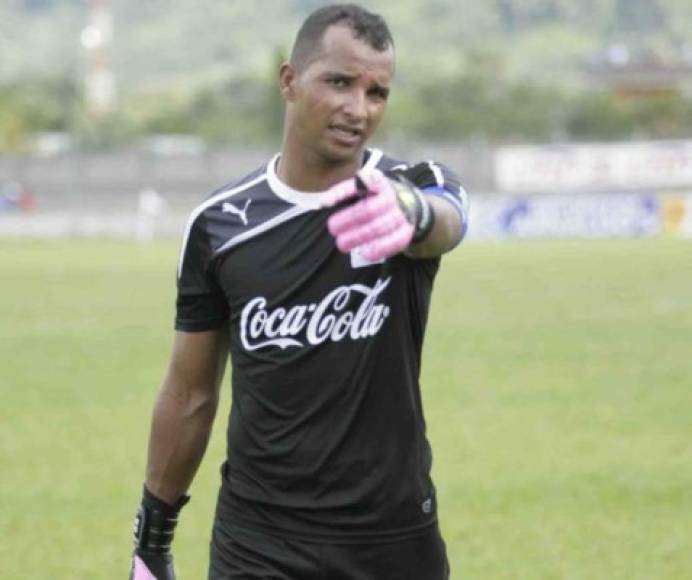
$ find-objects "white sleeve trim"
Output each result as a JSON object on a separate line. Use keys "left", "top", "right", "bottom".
{"left": 426, "top": 160, "right": 445, "bottom": 188}
{"left": 177, "top": 174, "right": 267, "bottom": 279}
{"left": 215, "top": 206, "right": 313, "bottom": 255}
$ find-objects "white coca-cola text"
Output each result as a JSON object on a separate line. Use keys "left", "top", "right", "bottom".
{"left": 240, "top": 277, "right": 392, "bottom": 350}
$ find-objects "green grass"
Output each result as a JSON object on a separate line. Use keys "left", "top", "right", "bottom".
{"left": 1, "top": 239, "right": 691, "bottom": 579}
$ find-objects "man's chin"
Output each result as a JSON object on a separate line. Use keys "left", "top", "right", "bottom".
{"left": 319, "top": 143, "right": 365, "bottom": 166}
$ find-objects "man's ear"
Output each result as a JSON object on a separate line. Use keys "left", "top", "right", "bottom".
{"left": 279, "top": 63, "right": 298, "bottom": 102}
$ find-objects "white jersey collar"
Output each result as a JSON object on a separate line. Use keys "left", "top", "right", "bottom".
{"left": 266, "top": 149, "right": 383, "bottom": 208}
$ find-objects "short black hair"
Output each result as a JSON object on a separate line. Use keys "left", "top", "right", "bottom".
{"left": 289, "top": 4, "right": 394, "bottom": 72}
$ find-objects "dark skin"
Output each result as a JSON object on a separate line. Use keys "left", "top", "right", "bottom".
{"left": 145, "top": 328, "right": 228, "bottom": 503}
{"left": 278, "top": 24, "right": 461, "bottom": 257}
{"left": 144, "top": 23, "right": 462, "bottom": 504}
{"left": 278, "top": 24, "right": 394, "bottom": 192}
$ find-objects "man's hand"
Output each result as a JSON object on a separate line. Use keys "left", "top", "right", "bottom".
{"left": 131, "top": 554, "right": 168, "bottom": 580}
{"left": 129, "top": 487, "right": 189, "bottom": 580}
{"left": 320, "top": 169, "right": 434, "bottom": 262}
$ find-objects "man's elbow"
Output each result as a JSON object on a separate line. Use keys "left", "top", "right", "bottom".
{"left": 156, "top": 372, "right": 220, "bottom": 420}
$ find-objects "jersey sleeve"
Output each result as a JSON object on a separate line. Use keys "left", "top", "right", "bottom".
{"left": 392, "top": 160, "right": 469, "bottom": 241}
{"left": 175, "top": 213, "right": 229, "bottom": 332}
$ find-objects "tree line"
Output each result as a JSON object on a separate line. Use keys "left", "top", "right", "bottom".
{"left": 2, "top": 69, "right": 691, "bottom": 153}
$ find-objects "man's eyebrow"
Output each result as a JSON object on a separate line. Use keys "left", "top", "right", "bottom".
{"left": 319, "top": 71, "right": 390, "bottom": 93}
{"left": 321, "top": 70, "right": 357, "bottom": 79}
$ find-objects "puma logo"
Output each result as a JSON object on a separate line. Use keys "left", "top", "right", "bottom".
{"left": 222, "top": 199, "right": 252, "bottom": 226}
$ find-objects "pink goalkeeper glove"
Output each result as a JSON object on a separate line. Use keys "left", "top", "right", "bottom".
{"left": 131, "top": 556, "right": 159, "bottom": 580}
{"left": 320, "top": 169, "right": 434, "bottom": 262}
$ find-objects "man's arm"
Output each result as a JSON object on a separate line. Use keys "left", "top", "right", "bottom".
{"left": 320, "top": 167, "right": 468, "bottom": 262}
{"left": 145, "top": 327, "right": 229, "bottom": 503}
{"left": 130, "top": 328, "right": 228, "bottom": 579}
{"left": 404, "top": 195, "right": 462, "bottom": 259}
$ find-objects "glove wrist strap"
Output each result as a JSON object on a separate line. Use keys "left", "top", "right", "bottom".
{"left": 391, "top": 176, "right": 436, "bottom": 243}
{"left": 412, "top": 188, "right": 434, "bottom": 242}
{"left": 134, "top": 486, "right": 189, "bottom": 555}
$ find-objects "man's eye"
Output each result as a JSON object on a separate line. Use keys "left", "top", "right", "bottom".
{"left": 369, "top": 89, "right": 389, "bottom": 100}
{"left": 329, "top": 77, "right": 349, "bottom": 87}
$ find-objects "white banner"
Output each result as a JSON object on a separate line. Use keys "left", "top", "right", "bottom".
{"left": 495, "top": 141, "right": 692, "bottom": 193}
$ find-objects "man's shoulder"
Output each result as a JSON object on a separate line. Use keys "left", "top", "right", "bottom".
{"left": 184, "top": 162, "right": 272, "bottom": 224}
{"left": 202, "top": 164, "right": 270, "bottom": 203}
{"left": 372, "top": 149, "right": 451, "bottom": 177}
{"left": 369, "top": 149, "right": 409, "bottom": 173}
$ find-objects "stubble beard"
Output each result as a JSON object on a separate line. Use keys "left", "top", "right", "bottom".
{"left": 315, "top": 128, "right": 367, "bottom": 169}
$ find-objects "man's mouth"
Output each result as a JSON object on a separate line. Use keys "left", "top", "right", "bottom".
{"left": 328, "top": 124, "right": 363, "bottom": 143}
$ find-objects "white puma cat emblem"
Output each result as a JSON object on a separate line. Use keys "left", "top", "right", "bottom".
{"left": 222, "top": 199, "right": 252, "bottom": 226}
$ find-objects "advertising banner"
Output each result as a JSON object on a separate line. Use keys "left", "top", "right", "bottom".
{"left": 495, "top": 141, "right": 692, "bottom": 193}
{"left": 467, "top": 193, "right": 678, "bottom": 240}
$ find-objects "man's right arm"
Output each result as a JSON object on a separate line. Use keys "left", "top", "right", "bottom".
{"left": 130, "top": 328, "right": 228, "bottom": 580}
{"left": 145, "top": 327, "right": 228, "bottom": 502}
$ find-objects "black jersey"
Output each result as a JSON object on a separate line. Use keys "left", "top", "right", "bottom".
{"left": 176, "top": 148, "right": 468, "bottom": 542}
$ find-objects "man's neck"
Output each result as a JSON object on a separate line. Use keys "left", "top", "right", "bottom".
{"left": 277, "top": 146, "right": 364, "bottom": 193}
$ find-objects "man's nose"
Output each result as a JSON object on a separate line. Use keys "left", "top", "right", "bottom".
{"left": 342, "top": 90, "right": 367, "bottom": 121}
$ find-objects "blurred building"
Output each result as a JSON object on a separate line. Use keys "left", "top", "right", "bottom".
{"left": 585, "top": 45, "right": 692, "bottom": 100}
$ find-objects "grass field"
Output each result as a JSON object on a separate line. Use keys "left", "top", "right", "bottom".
{"left": 1, "top": 239, "right": 691, "bottom": 579}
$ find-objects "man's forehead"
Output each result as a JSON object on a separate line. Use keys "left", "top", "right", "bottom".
{"left": 304, "top": 24, "right": 395, "bottom": 77}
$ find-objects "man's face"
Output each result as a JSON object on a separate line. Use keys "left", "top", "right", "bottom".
{"left": 283, "top": 24, "right": 395, "bottom": 166}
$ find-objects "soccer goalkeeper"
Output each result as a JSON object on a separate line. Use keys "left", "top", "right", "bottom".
{"left": 130, "top": 4, "right": 468, "bottom": 579}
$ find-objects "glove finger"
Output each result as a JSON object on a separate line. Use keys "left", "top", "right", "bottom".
{"left": 360, "top": 222, "right": 415, "bottom": 261}
{"left": 327, "top": 191, "right": 397, "bottom": 237}
{"left": 320, "top": 168, "right": 391, "bottom": 209}
{"left": 319, "top": 177, "right": 359, "bottom": 208}
{"left": 357, "top": 168, "right": 391, "bottom": 196}
{"left": 335, "top": 208, "right": 408, "bottom": 252}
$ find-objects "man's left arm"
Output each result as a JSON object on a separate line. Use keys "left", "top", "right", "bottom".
{"left": 396, "top": 160, "right": 468, "bottom": 259}
{"left": 320, "top": 161, "right": 468, "bottom": 261}
{"left": 404, "top": 194, "right": 463, "bottom": 258}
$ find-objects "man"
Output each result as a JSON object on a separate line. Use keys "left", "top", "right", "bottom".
{"left": 130, "top": 4, "right": 468, "bottom": 579}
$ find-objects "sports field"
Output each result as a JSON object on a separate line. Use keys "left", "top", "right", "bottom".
{"left": 1, "top": 239, "right": 690, "bottom": 579}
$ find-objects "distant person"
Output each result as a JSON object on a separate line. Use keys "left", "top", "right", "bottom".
{"left": 0, "top": 181, "right": 36, "bottom": 212}
{"left": 134, "top": 187, "right": 166, "bottom": 243}
{"left": 129, "top": 4, "right": 469, "bottom": 579}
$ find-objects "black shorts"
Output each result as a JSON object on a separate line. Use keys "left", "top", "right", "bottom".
{"left": 208, "top": 521, "right": 450, "bottom": 580}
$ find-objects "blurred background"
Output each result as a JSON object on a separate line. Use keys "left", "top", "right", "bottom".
{"left": 1, "top": 0, "right": 692, "bottom": 236}
{"left": 2, "top": 1, "right": 691, "bottom": 579}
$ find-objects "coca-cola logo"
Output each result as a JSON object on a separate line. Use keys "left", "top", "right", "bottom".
{"left": 240, "top": 277, "right": 392, "bottom": 350}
